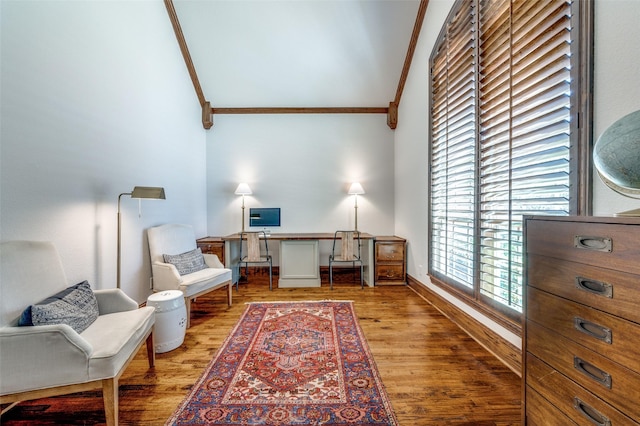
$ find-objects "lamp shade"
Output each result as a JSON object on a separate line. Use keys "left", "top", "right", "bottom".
{"left": 130, "top": 186, "right": 166, "bottom": 199}
{"left": 235, "top": 183, "right": 252, "bottom": 195}
{"left": 348, "top": 182, "right": 365, "bottom": 195}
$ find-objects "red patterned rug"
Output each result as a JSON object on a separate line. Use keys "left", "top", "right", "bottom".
{"left": 166, "top": 301, "right": 398, "bottom": 425}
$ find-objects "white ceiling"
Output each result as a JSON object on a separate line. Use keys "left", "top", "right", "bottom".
{"left": 173, "top": 0, "right": 421, "bottom": 108}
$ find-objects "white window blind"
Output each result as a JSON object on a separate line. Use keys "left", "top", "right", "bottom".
{"left": 430, "top": 0, "right": 476, "bottom": 289}
{"left": 429, "top": 0, "right": 584, "bottom": 318}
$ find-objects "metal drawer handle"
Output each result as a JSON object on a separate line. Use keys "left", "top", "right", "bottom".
{"left": 574, "top": 356, "right": 612, "bottom": 389}
{"left": 575, "top": 277, "right": 613, "bottom": 298}
{"left": 573, "top": 397, "right": 611, "bottom": 426}
{"left": 574, "top": 235, "right": 612, "bottom": 252}
{"left": 574, "top": 317, "right": 612, "bottom": 344}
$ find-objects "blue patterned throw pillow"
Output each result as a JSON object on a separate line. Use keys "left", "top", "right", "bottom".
{"left": 163, "top": 248, "right": 208, "bottom": 275}
{"left": 18, "top": 280, "right": 99, "bottom": 333}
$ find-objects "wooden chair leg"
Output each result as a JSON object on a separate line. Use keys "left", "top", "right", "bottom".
{"left": 102, "top": 378, "right": 118, "bottom": 426}
{"left": 185, "top": 297, "right": 192, "bottom": 328}
{"left": 146, "top": 332, "right": 155, "bottom": 368}
{"left": 227, "top": 282, "right": 233, "bottom": 306}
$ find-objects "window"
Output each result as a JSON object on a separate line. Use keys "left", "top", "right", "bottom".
{"left": 429, "top": 0, "right": 592, "bottom": 322}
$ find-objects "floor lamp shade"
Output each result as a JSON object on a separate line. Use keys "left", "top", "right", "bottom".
{"left": 117, "top": 186, "right": 166, "bottom": 289}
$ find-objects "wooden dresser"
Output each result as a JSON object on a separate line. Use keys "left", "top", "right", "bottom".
{"left": 196, "top": 237, "right": 225, "bottom": 265}
{"left": 523, "top": 216, "right": 640, "bottom": 425}
{"left": 374, "top": 236, "right": 406, "bottom": 285}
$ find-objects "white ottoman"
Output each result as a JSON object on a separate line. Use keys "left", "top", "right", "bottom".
{"left": 147, "top": 290, "right": 186, "bottom": 353}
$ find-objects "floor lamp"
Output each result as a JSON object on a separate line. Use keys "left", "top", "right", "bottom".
{"left": 117, "top": 186, "right": 166, "bottom": 289}
{"left": 348, "top": 182, "right": 365, "bottom": 231}
{"left": 235, "top": 183, "right": 252, "bottom": 233}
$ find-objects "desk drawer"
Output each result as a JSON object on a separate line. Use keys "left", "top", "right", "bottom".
{"left": 527, "top": 353, "right": 640, "bottom": 426}
{"left": 196, "top": 239, "right": 225, "bottom": 264}
{"left": 528, "top": 254, "right": 640, "bottom": 324}
{"left": 527, "top": 287, "right": 640, "bottom": 372}
{"left": 376, "top": 242, "right": 405, "bottom": 261}
{"left": 375, "top": 264, "right": 405, "bottom": 282}
{"left": 526, "top": 220, "right": 640, "bottom": 275}
{"left": 527, "top": 321, "right": 640, "bottom": 419}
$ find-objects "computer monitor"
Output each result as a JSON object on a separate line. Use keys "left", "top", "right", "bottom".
{"left": 249, "top": 208, "right": 281, "bottom": 227}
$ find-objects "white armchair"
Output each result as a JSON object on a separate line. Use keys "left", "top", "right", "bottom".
{"left": 147, "top": 224, "right": 232, "bottom": 328}
{"left": 0, "top": 241, "right": 155, "bottom": 426}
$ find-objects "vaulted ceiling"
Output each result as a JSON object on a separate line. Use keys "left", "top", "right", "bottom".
{"left": 171, "top": 0, "right": 422, "bottom": 115}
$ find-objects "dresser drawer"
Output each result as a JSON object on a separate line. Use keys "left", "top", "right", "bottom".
{"left": 527, "top": 287, "right": 640, "bottom": 372}
{"left": 527, "top": 321, "right": 640, "bottom": 419}
{"left": 376, "top": 242, "right": 405, "bottom": 261}
{"left": 375, "top": 264, "right": 405, "bottom": 281}
{"left": 196, "top": 238, "right": 225, "bottom": 264}
{"left": 526, "top": 220, "right": 640, "bottom": 275}
{"left": 526, "top": 385, "right": 577, "bottom": 426}
{"left": 528, "top": 254, "right": 640, "bottom": 324}
{"left": 527, "top": 353, "right": 640, "bottom": 426}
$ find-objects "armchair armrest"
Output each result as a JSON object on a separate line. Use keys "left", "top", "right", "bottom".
{"left": 203, "top": 253, "right": 224, "bottom": 268}
{"left": 0, "top": 324, "right": 93, "bottom": 394}
{"left": 151, "top": 261, "right": 183, "bottom": 291}
{"left": 94, "top": 289, "right": 138, "bottom": 314}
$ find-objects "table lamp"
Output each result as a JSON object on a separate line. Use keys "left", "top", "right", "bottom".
{"left": 235, "top": 183, "right": 252, "bottom": 232}
{"left": 348, "top": 182, "right": 365, "bottom": 231}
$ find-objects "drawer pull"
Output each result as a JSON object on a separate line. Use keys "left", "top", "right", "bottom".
{"left": 573, "top": 397, "right": 611, "bottom": 426}
{"left": 574, "top": 235, "right": 612, "bottom": 252}
{"left": 574, "top": 317, "right": 612, "bottom": 344}
{"left": 575, "top": 277, "right": 613, "bottom": 298}
{"left": 573, "top": 356, "right": 612, "bottom": 389}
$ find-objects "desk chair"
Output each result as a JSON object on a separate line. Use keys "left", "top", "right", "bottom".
{"left": 329, "top": 230, "right": 363, "bottom": 289}
{"left": 239, "top": 231, "right": 273, "bottom": 291}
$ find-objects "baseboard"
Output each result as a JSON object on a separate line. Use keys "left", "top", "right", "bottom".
{"left": 407, "top": 275, "right": 522, "bottom": 377}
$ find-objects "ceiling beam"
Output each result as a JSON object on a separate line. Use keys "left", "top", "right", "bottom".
{"left": 212, "top": 107, "right": 388, "bottom": 115}
{"left": 388, "top": 0, "right": 429, "bottom": 129}
{"left": 166, "top": 0, "right": 428, "bottom": 130}
{"left": 164, "top": 0, "right": 213, "bottom": 129}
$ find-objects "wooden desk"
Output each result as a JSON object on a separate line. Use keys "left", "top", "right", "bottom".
{"left": 221, "top": 232, "right": 375, "bottom": 288}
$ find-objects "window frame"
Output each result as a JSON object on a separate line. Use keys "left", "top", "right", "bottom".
{"left": 427, "top": 0, "right": 593, "bottom": 329}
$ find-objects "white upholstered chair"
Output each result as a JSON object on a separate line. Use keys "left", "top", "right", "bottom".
{"left": 147, "top": 224, "right": 232, "bottom": 328}
{"left": 0, "top": 241, "right": 156, "bottom": 426}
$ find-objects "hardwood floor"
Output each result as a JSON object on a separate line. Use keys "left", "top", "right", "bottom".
{"left": 1, "top": 269, "right": 522, "bottom": 425}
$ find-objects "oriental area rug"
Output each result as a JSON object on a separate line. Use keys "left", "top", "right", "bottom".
{"left": 166, "top": 301, "right": 398, "bottom": 425}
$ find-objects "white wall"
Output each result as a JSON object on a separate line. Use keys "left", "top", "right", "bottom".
{"left": 206, "top": 113, "right": 396, "bottom": 238}
{"left": 592, "top": 0, "right": 640, "bottom": 215}
{"left": 1, "top": 1, "right": 207, "bottom": 302}
{"left": 394, "top": 0, "right": 640, "bottom": 349}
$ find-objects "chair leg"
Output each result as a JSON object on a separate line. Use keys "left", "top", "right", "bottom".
{"left": 227, "top": 282, "right": 233, "bottom": 306}
{"left": 146, "top": 332, "right": 155, "bottom": 368}
{"left": 102, "top": 378, "right": 118, "bottom": 426}
{"left": 329, "top": 262, "right": 333, "bottom": 290}
{"left": 185, "top": 297, "right": 192, "bottom": 328}
{"left": 269, "top": 261, "right": 273, "bottom": 291}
